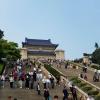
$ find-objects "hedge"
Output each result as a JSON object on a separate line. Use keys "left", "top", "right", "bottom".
{"left": 44, "top": 64, "right": 100, "bottom": 98}
{"left": 95, "top": 95, "right": 100, "bottom": 100}
{"left": 70, "top": 77, "right": 100, "bottom": 98}
{"left": 44, "top": 64, "right": 62, "bottom": 79}
{"left": 72, "top": 79, "right": 81, "bottom": 84}
{"left": 0, "top": 64, "right": 4, "bottom": 75}
{"left": 70, "top": 77, "right": 78, "bottom": 81}
{"left": 90, "top": 64, "right": 100, "bottom": 70}
{"left": 77, "top": 83, "right": 87, "bottom": 88}
{"left": 82, "top": 86, "right": 92, "bottom": 92}
{"left": 88, "top": 90, "right": 99, "bottom": 96}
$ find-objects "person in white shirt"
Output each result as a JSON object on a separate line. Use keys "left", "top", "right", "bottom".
{"left": 1, "top": 74, "right": 5, "bottom": 88}
{"left": 33, "top": 67, "right": 36, "bottom": 71}
{"left": 42, "top": 76, "right": 46, "bottom": 89}
{"left": 48, "top": 74, "right": 51, "bottom": 79}
{"left": 68, "top": 81, "right": 72, "bottom": 88}
{"left": 39, "top": 73, "right": 43, "bottom": 80}
{"left": 9, "top": 76, "right": 14, "bottom": 88}
{"left": 29, "top": 71, "right": 33, "bottom": 76}
{"left": 38, "top": 69, "right": 42, "bottom": 73}
{"left": 46, "top": 78, "right": 51, "bottom": 89}
{"left": 97, "top": 70, "right": 100, "bottom": 79}
{"left": 18, "top": 78, "right": 22, "bottom": 88}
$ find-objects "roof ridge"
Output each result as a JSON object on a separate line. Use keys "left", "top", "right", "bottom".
{"left": 23, "top": 38, "right": 58, "bottom": 48}
{"left": 26, "top": 38, "right": 51, "bottom": 41}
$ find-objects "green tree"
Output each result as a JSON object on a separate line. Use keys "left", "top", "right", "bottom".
{"left": 91, "top": 48, "right": 100, "bottom": 65}
{"left": 0, "top": 30, "right": 21, "bottom": 62}
{"left": 0, "top": 39, "right": 8, "bottom": 60}
{"left": 0, "top": 29, "right": 4, "bottom": 39}
{"left": 6, "top": 41, "right": 21, "bottom": 61}
{"left": 95, "top": 42, "right": 99, "bottom": 49}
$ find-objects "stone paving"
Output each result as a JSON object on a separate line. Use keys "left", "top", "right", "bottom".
{"left": 0, "top": 66, "right": 65, "bottom": 100}
{"left": 0, "top": 87, "right": 43, "bottom": 100}
{"left": 0, "top": 61, "right": 90, "bottom": 100}
{"left": 52, "top": 63, "right": 100, "bottom": 87}
{"left": 0, "top": 80, "right": 66, "bottom": 100}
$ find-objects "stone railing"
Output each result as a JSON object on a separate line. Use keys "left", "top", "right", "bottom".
{"left": 72, "top": 62, "right": 99, "bottom": 73}
{"left": 51, "top": 66, "right": 88, "bottom": 99}
{"left": 79, "top": 77, "right": 100, "bottom": 92}
{"left": 60, "top": 76, "right": 88, "bottom": 99}
{"left": 41, "top": 65, "right": 56, "bottom": 82}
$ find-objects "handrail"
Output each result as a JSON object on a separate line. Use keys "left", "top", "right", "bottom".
{"left": 41, "top": 65, "right": 57, "bottom": 82}
{"left": 51, "top": 66, "right": 88, "bottom": 99}
{"left": 79, "top": 77, "right": 100, "bottom": 92}
{"left": 61, "top": 76, "right": 88, "bottom": 99}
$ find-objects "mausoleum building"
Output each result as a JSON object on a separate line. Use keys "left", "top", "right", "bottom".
{"left": 20, "top": 38, "right": 60, "bottom": 60}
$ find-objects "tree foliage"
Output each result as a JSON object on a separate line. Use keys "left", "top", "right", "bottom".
{"left": 0, "top": 29, "right": 4, "bottom": 39}
{"left": 95, "top": 42, "right": 99, "bottom": 49}
{"left": 0, "top": 29, "right": 21, "bottom": 62}
{"left": 91, "top": 48, "right": 100, "bottom": 65}
{"left": 74, "top": 58, "right": 83, "bottom": 63}
{"left": 83, "top": 53, "right": 91, "bottom": 57}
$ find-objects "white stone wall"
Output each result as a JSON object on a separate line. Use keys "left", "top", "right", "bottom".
{"left": 24, "top": 45, "right": 56, "bottom": 51}
{"left": 20, "top": 44, "right": 64, "bottom": 60}
{"left": 28, "top": 55, "right": 55, "bottom": 60}
{"left": 55, "top": 50, "right": 65, "bottom": 60}
{"left": 20, "top": 48, "right": 28, "bottom": 59}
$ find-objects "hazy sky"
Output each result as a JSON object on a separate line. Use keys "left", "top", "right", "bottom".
{"left": 0, "top": 0, "right": 100, "bottom": 59}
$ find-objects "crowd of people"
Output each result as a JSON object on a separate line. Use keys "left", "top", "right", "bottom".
{"left": 0, "top": 59, "right": 68, "bottom": 100}
{"left": 0, "top": 59, "right": 42, "bottom": 90}
{"left": 51, "top": 59, "right": 97, "bottom": 100}
{"left": 79, "top": 65, "right": 100, "bottom": 82}
{"left": 0, "top": 58, "right": 98, "bottom": 100}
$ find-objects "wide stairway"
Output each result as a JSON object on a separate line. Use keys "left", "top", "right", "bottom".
{"left": 0, "top": 62, "right": 71, "bottom": 100}
{"left": 52, "top": 62, "right": 100, "bottom": 87}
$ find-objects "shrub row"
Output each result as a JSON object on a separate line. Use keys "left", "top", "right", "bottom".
{"left": 44, "top": 64, "right": 100, "bottom": 99}
{"left": 70, "top": 77, "right": 100, "bottom": 99}
{"left": 0, "top": 63, "right": 5, "bottom": 75}
{"left": 95, "top": 95, "right": 100, "bottom": 100}
{"left": 44, "top": 64, "right": 62, "bottom": 79}
{"left": 90, "top": 64, "right": 100, "bottom": 70}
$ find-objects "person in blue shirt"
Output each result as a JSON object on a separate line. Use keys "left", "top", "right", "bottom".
{"left": 63, "top": 86, "right": 69, "bottom": 100}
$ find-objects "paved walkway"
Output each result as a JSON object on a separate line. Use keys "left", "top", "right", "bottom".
{"left": 0, "top": 65, "right": 65, "bottom": 100}
{"left": 0, "top": 62, "right": 84, "bottom": 100}
{"left": 0, "top": 87, "right": 43, "bottom": 100}
{"left": 53, "top": 63, "right": 100, "bottom": 87}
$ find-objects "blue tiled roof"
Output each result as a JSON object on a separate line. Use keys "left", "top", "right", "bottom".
{"left": 22, "top": 38, "right": 58, "bottom": 48}
{"left": 27, "top": 50, "right": 56, "bottom": 56}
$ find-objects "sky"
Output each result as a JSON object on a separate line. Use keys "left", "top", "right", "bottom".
{"left": 0, "top": 0, "right": 100, "bottom": 59}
